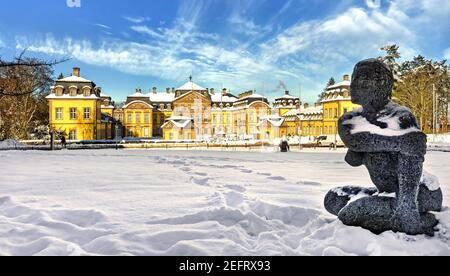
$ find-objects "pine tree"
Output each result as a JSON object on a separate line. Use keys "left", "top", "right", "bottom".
{"left": 379, "top": 44, "right": 401, "bottom": 82}
{"left": 318, "top": 77, "right": 336, "bottom": 100}
{"left": 327, "top": 77, "right": 336, "bottom": 87}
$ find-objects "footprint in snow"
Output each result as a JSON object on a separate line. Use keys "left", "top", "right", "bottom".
{"left": 267, "top": 176, "right": 286, "bottom": 181}
{"left": 179, "top": 167, "right": 192, "bottom": 172}
{"left": 257, "top": 172, "right": 272, "bottom": 176}
{"left": 224, "top": 185, "right": 246, "bottom": 193}
{"left": 298, "top": 180, "right": 322, "bottom": 186}
{"left": 240, "top": 169, "right": 253, "bottom": 174}
{"left": 194, "top": 172, "right": 208, "bottom": 177}
{"left": 190, "top": 177, "right": 210, "bottom": 186}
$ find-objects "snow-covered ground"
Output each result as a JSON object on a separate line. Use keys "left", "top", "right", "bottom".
{"left": 0, "top": 149, "right": 449, "bottom": 256}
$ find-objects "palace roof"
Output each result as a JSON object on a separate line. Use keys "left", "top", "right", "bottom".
{"left": 210, "top": 93, "right": 238, "bottom": 103}
{"left": 148, "top": 92, "right": 176, "bottom": 103}
{"left": 327, "top": 80, "right": 350, "bottom": 90}
{"left": 176, "top": 81, "right": 207, "bottom": 91}
{"left": 57, "top": 76, "right": 93, "bottom": 83}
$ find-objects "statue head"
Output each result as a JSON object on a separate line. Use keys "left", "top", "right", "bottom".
{"left": 351, "top": 59, "right": 394, "bottom": 112}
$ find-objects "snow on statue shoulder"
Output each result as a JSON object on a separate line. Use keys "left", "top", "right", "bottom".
{"left": 324, "top": 58, "right": 443, "bottom": 236}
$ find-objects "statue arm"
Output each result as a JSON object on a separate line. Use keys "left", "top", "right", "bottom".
{"left": 392, "top": 153, "right": 424, "bottom": 234}
{"left": 339, "top": 116, "right": 427, "bottom": 155}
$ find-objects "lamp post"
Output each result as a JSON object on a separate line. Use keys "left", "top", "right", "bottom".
{"left": 50, "top": 129, "right": 54, "bottom": 151}
{"left": 334, "top": 115, "right": 338, "bottom": 150}
{"left": 115, "top": 124, "right": 119, "bottom": 150}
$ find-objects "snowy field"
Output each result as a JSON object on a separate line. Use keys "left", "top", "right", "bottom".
{"left": 0, "top": 149, "right": 449, "bottom": 256}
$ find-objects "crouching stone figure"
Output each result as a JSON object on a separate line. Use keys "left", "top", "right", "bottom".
{"left": 324, "top": 59, "right": 443, "bottom": 236}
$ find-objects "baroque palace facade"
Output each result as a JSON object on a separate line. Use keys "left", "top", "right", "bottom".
{"left": 47, "top": 68, "right": 359, "bottom": 141}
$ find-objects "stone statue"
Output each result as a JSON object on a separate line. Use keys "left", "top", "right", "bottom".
{"left": 324, "top": 58, "right": 443, "bottom": 236}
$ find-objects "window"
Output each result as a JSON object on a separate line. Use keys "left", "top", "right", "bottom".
{"left": 334, "top": 108, "right": 338, "bottom": 118}
{"left": 69, "top": 130, "right": 77, "bottom": 140}
{"left": 127, "top": 113, "right": 132, "bottom": 124}
{"left": 83, "top": 108, "right": 91, "bottom": 119}
{"left": 70, "top": 108, "right": 77, "bottom": 120}
{"left": 128, "top": 129, "right": 133, "bottom": 137}
{"left": 83, "top": 88, "right": 91, "bottom": 97}
{"left": 343, "top": 108, "right": 348, "bottom": 114}
{"left": 70, "top": 88, "right": 77, "bottom": 97}
{"left": 56, "top": 108, "right": 63, "bottom": 120}
{"left": 170, "top": 133, "right": 174, "bottom": 140}
{"left": 55, "top": 87, "right": 63, "bottom": 96}
{"left": 136, "top": 113, "right": 141, "bottom": 123}
{"left": 144, "top": 113, "right": 150, "bottom": 124}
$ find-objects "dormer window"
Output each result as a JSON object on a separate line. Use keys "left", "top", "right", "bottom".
{"left": 55, "top": 87, "right": 64, "bottom": 96}
{"left": 83, "top": 87, "right": 91, "bottom": 97}
{"left": 69, "top": 87, "right": 77, "bottom": 97}
{"left": 343, "top": 90, "right": 350, "bottom": 98}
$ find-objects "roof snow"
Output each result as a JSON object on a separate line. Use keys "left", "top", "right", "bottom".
{"left": 276, "top": 94, "right": 297, "bottom": 100}
{"left": 176, "top": 81, "right": 207, "bottom": 91}
{"left": 162, "top": 116, "right": 193, "bottom": 129}
{"left": 128, "top": 92, "right": 147, "bottom": 97}
{"left": 46, "top": 94, "right": 100, "bottom": 100}
{"left": 57, "top": 76, "right": 92, "bottom": 83}
{"left": 283, "top": 109, "right": 301, "bottom": 117}
{"left": 149, "top": 93, "right": 175, "bottom": 102}
{"left": 327, "top": 80, "right": 350, "bottom": 90}
{"left": 210, "top": 93, "right": 237, "bottom": 103}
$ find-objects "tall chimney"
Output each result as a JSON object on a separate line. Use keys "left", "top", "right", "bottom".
{"left": 171, "top": 87, "right": 175, "bottom": 93}
{"left": 304, "top": 103, "right": 310, "bottom": 109}
{"left": 285, "top": 90, "right": 290, "bottom": 95}
{"left": 343, "top": 74, "right": 350, "bottom": 81}
{"left": 152, "top": 87, "right": 157, "bottom": 94}
{"left": 210, "top": 88, "right": 215, "bottom": 95}
{"left": 222, "top": 88, "right": 227, "bottom": 95}
{"left": 73, "top": 67, "right": 80, "bottom": 77}
{"left": 166, "top": 88, "right": 170, "bottom": 94}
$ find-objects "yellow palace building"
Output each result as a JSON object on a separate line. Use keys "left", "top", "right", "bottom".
{"left": 47, "top": 68, "right": 358, "bottom": 141}
{"left": 47, "top": 68, "right": 115, "bottom": 140}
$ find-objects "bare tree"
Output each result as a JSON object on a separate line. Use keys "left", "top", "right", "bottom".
{"left": 0, "top": 51, "right": 68, "bottom": 140}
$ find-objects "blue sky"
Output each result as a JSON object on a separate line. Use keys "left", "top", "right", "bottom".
{"left": 0, "top": 0, "right": 449, "bottom": 103}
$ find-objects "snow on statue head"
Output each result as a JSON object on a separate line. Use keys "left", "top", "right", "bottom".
{"left": 350, "top": 58, "right": 394, "bottom": 112}
{"left": 323, "top": 58, "right": 443, "bottom": 236}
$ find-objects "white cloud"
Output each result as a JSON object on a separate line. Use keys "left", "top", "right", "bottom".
{"left": 123, "top": 16, "right": 150, "bottom": 24}
{"left": 445, "top": 49, "right": 450, "bottom": 60}
{"left": 366, "top": 0, "right": 381, "bottom": 9}
{"left": 229, "top": 15, "right": 272, "bottom": 36}
{"left": 130, "top": 26, "right": 164, "bottom": 39}
{"left": 15, "top": 0, "right": 449, "bottom": 102}
{"left": 94, "top": 23, "right": 111, "bottom": 30}
{"left": 262, "top": 7, "right": 415, "bottom": 62}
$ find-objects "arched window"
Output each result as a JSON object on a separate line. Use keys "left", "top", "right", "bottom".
{"left": 69, "top": 87, "right": 77, "bottom": 97}
{"left": 83, "top": 87, "right": 91, "bottom": 97}
{"left": 55, "top": 87, "right": 64, "bottom": 96}
{"left": 69, "top": 129, "right": 77, "bottom": 140}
